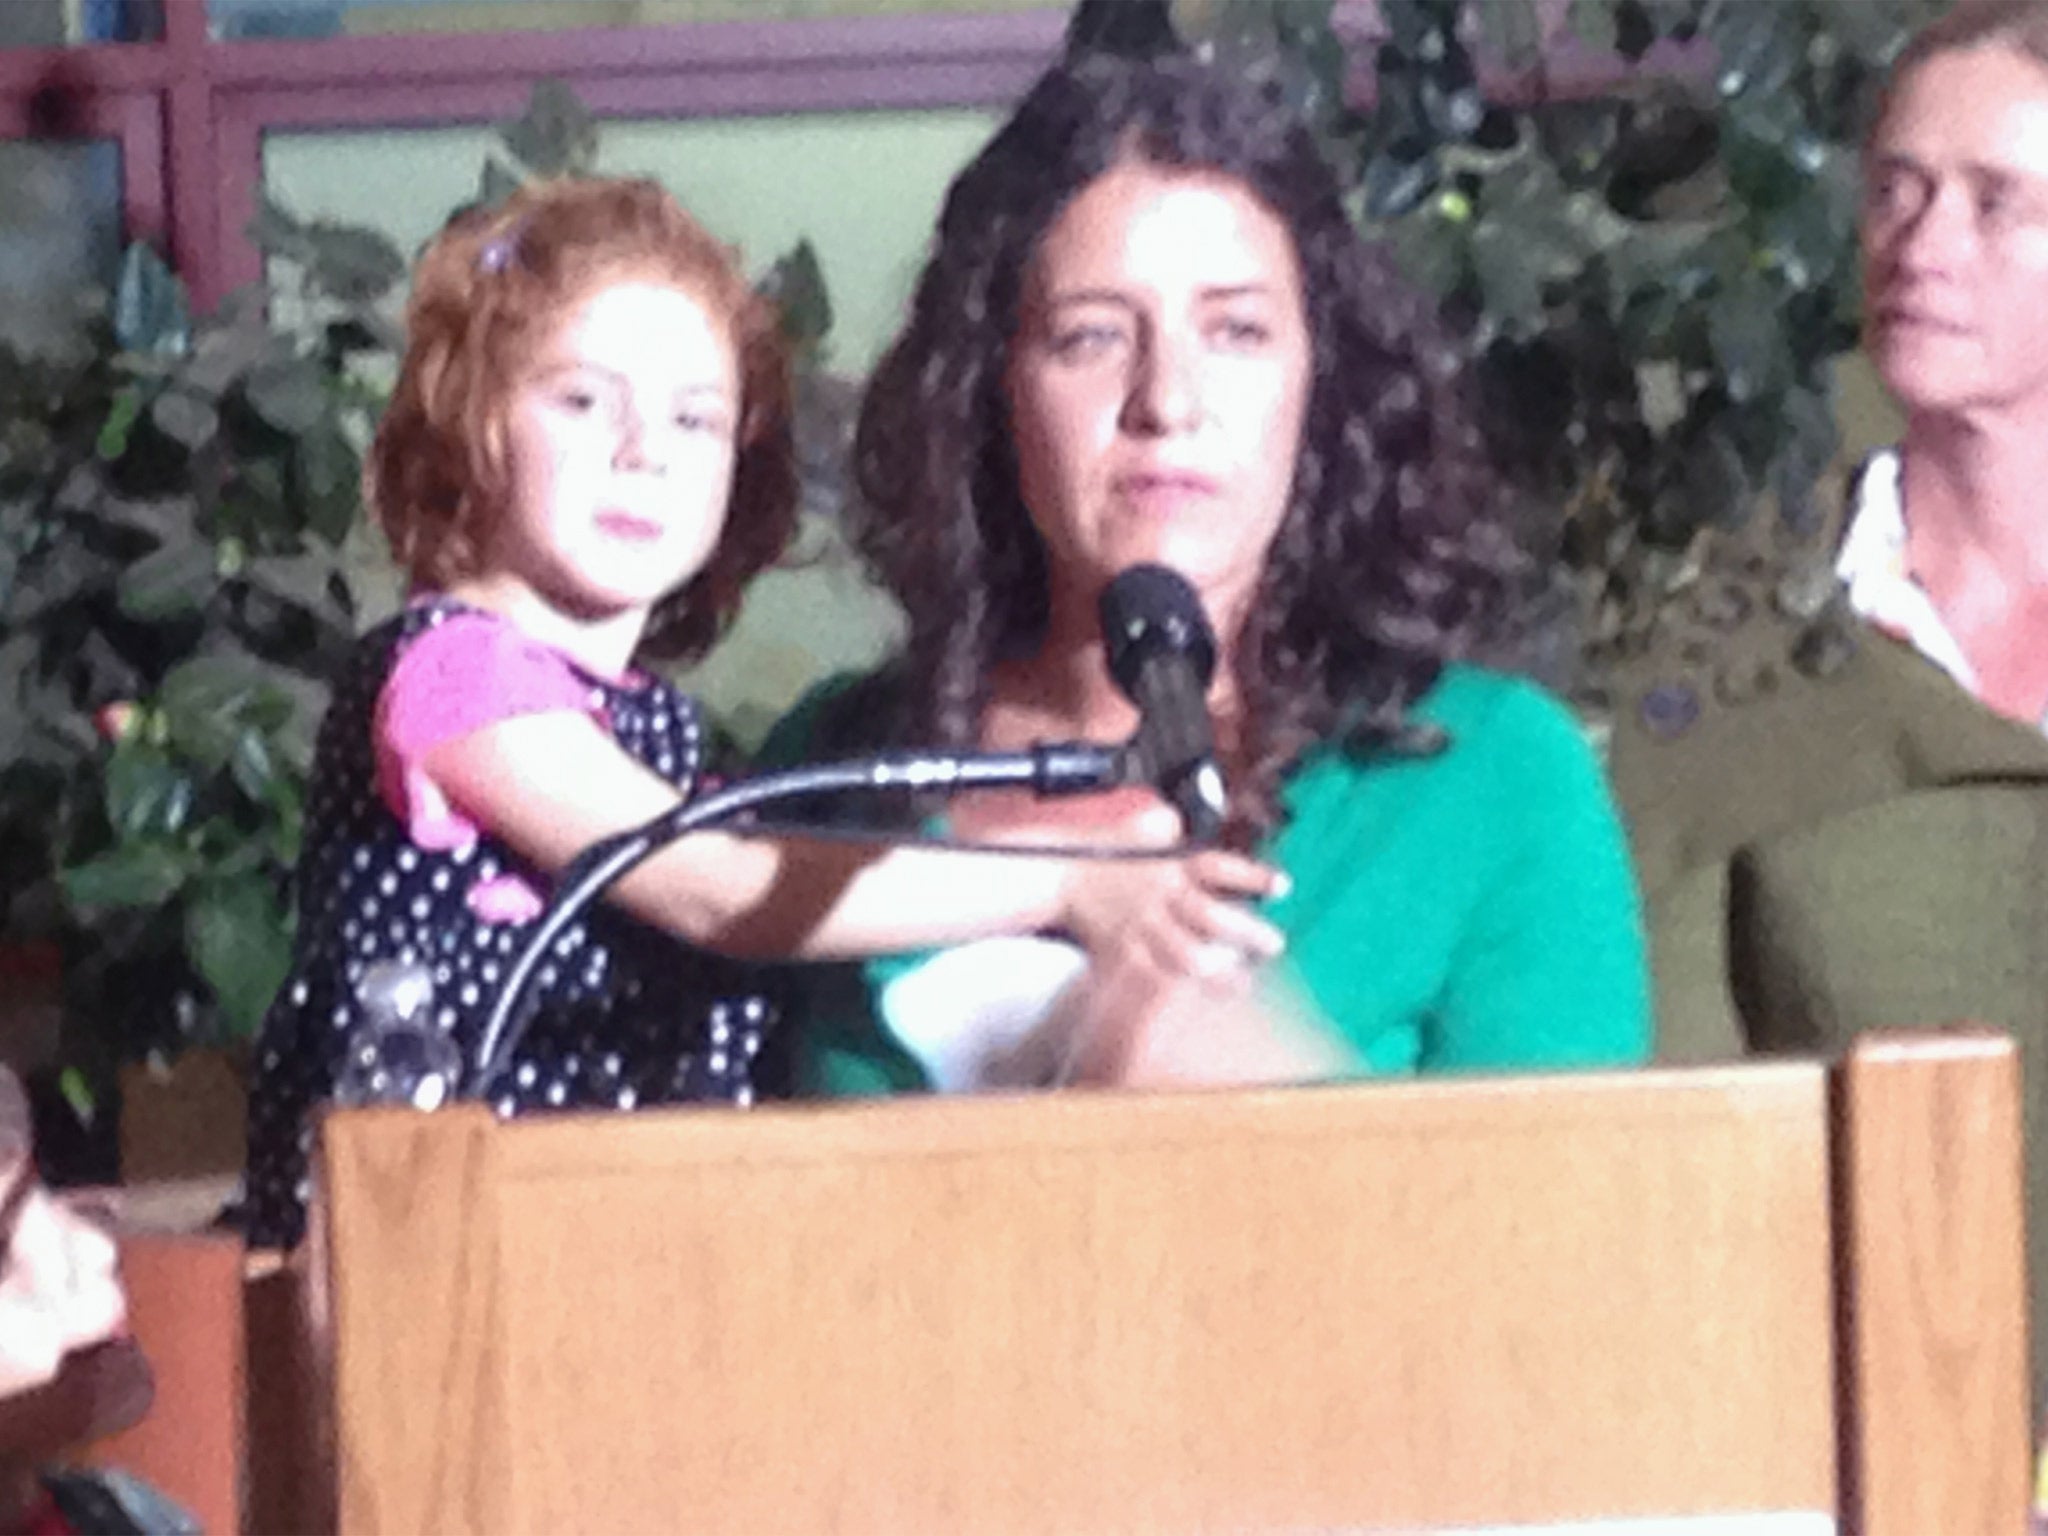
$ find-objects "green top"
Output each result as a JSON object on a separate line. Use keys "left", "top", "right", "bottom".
{"left": 761, "top": 664, "right": 1651, "bottom": 1096}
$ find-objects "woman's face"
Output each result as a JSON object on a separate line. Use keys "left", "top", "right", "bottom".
{"left": 1861, "top": 43, "right": 2048, "bottom": 420}
{"left": 1006, "top": 162, "right": 1312, "bottom": 636}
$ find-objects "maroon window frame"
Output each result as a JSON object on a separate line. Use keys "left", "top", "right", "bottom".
{"left": 0, "top": 0, "right": 1064, "bottom": 314}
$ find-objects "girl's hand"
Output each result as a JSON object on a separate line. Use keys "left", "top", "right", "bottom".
{"left": 1055, "top": 806, "right": 1288, "bottom": 978}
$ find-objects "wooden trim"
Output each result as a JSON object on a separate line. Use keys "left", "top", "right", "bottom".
{"left": 313, "top": 1065, "right": 1843, "bottom": 1531}
{"left": 205, "top": 10, "right": 1063, "bottom": 92}
{"left": 322, "top": 1105, "right": 512, "bottom": 1535}
{"left": 1832, "top": 1029, "right": 2032, "bottom": 1536}
{"left": 161, "top": 1, "right": 219, "bottom": 308}
{"left": 207, "top": 88, "right": 263, "bottom": 299}
{"left": 265, "top": 1036, "right": 2034, "bottom": 1530}
{"left": 3, "top": 7, "right": 1060, "bottom": 313}
{"left": 0, "top": 45, "right": 177, "bottom": 95}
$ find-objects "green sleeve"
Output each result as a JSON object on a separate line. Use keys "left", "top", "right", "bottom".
{"left": 752, "top": 672, "right": 864, "bottom": 770}
{"left": 751, "top": 674, "right": 935, "bottom": 1099}
{"left": 1429, "top": 681, "right": 1651, "bottom": 1070}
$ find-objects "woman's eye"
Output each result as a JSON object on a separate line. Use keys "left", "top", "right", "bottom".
{"left": 1213, "top": 315, "right": 1273, "bottom": 348}
{"left": 673, "top": 409, "right": 728, "bottom": 434}
{"left": 1977, "top": 183, "right": 2020, "bottom": 224}
{"left": 1046, "top": 323, "right": 1123, "bottom": 361}
{"left": 555, "top": 388, "right": 600, "bottom": 413}
{"left": 1865, "top": 167, "right": 1919, "bottom": 221}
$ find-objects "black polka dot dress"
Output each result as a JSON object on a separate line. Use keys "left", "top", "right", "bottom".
{"left": 244, "top": 598, "right": 772, "bottom": 1248}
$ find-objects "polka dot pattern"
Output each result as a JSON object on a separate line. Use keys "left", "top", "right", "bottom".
{"left": 244, "top": 599, "right": 772, "bottom": 1248}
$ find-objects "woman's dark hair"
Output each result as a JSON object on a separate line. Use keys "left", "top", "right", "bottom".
{"left": 852, "top": 49, "right": 1516, "bottom": 845}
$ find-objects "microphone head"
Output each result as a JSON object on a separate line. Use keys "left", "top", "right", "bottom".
{"left": 1098, "top": 564, "right": 1218, "bottom": 703}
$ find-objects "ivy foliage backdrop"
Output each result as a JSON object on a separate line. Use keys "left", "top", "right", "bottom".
{"left": 1115, "top": 0, "right": 1947, "bottom": 705}
{"left": 0, "top": 84, "right": 835, "bottom": 1150}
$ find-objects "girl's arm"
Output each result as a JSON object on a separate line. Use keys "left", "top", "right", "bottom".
{"left": 424, "top": 709, "right": 1285, "bottom": 962}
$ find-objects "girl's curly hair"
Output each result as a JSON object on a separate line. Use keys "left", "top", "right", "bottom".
{"left": 368, "top": 176, "right": 797, "bottom": 663}
{"left": 852, "top": 50, "right": 1518, "bottom": 845}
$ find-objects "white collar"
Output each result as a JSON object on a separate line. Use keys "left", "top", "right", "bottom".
{"left": 1834, "top": 447, "right": 1985, "bottom": 696}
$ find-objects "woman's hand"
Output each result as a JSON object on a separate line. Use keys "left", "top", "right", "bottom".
{"left": 1053, "top": 956, "right": 1355, "bottom": 1088}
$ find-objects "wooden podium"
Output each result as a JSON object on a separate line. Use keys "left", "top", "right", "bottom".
{"left": 260, "top": 1031, "right": 2030, "bottom": 1534}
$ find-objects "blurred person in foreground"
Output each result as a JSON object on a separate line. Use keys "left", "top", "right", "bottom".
{"left": 0, "top": 1068, "right": 193, "bottom": 1534}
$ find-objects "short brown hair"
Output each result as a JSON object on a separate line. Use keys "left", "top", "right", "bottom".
{"left": 368, "top": 176, "right": 797, "bottom": 662}
{"left": 1887, "top": 0, "right": 2048, "bottom": 108}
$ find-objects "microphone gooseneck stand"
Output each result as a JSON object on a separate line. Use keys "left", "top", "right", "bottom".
{"left": 344, "top": 560, "right": 1230, "bottom": 1113}
{"left": 467, "top": 739, "right": 1128, "bottom": 1095}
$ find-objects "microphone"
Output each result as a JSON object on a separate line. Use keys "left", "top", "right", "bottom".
{"left": 1098, "top": 564, "right": 1228, "bottom": 843}
{"left": 469, "top": 741, "right": 1130, "bottom": 1091}
{"left": 457, "top": 580, "right": 1225, "bottom": 1094}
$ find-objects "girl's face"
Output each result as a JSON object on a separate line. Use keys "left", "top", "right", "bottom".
{"left": 488, "top": 277, "right": 740, "bottom": 629}
{"left": 1005, "top": 163, "right": 1312, "bottom": 639}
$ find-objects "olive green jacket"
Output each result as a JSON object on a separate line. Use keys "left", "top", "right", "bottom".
{"left": 1609, "top": 608, "right": 2048, "bottom": 1400}
{"left": 1613, "top": 614, "right": 2048, "bottom": 1058}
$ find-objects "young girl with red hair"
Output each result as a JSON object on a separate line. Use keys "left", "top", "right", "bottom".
{"left": 243, "top": 177, "right": 1283, "bottom": 1247}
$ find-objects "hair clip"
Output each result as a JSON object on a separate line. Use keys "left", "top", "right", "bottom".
{"left": 478, "top": 223, "right": 523, "bottom": 275}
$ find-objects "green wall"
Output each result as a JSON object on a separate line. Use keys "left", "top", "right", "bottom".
{"left": 263, "top": 107, "right": 1003, "bottom": 376}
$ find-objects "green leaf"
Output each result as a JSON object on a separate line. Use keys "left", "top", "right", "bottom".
{"left": 760, "top": 240, "right": 834, "bottom": 359}
{"left": 96, "top": 387, "right": 145, "bottom": 461}
{"left": 149, "top": 388, "right": 220, "bottom": 451}
{"left": 105, "top": 739, "right": 184, "bottom": 835}
{"left": 227, "top": 725, "right": 284, "bottom": 807}
{"left": 1706, "top": 274, "right": 1789, "bottom": 403}
{"left": 246, "top": 196, "right": 317, "bottom": 266}
{"left": 500, "top": 80, "right": 600, "bottom": 178}
{"left": 1706, "top": 0, "right": 1807, "bottom": 103}
{"left": 1604, "top": 217, "right": 1727, "bottom": 322}
{"left": 1360, "top": 148, "right": 1439, "bottom": 220}
{"left": 1385, "top": 206, "right": 1469, "bottom": 298}
{"left": 185, "top": 875, "right": 293, "bottom": 1038}
{"left": 1567, "top": 0, "right": 1617, "bottom": 54}
{"left": 179, "top": 312, "right": 274, "bottom": 400}
{"left": 58, "top": 1067, "right": 97, "bottom": 1125}
{"left": 1677, "top": 424, "right": 1753, "bottom": 530}
{"left": 245, "top": 354, "right": 330, "bottom": 436}
{"left": 1817, "top": 0, "right": 1922, "bottom": 67}
{"left": 477, "top": 156, "right": 524, "bottom": 208}
{"left": 1771, "top": 380, "right": 1840, "bottom": 534}
{"left": 158, "top": 654, "right": 275, "bottom": 743}
{"left": 305, "top": 224, "right": 407, "bottom": 307}
{"left": 1474, "top": 0, "right": 1545, "bottom": 72}
{"left": 116, "top": 541, "right": 217, "bottom": 620}
{"left": 247, "top": 548, "right": 349, "bottom": 615}
{"left": 112, "top": 244, "right": 191, "bottom": 360}
{"left": 1466, "top": 156, "right": 1612, "bottom": 340}
{"left": 60, "top": 843, "right": 189, "bottom": 912}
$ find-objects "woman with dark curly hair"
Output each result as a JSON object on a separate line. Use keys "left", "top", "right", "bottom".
{"left": 761, "top": 48, "right": 1649, "bottom": 1093}
{"left": 242, "top": 174, "right": 1283, "bottom": 1247}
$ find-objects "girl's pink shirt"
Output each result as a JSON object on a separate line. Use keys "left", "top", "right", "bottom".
{"left": 372, "top": 609, "right": 611, "bottom": 921}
